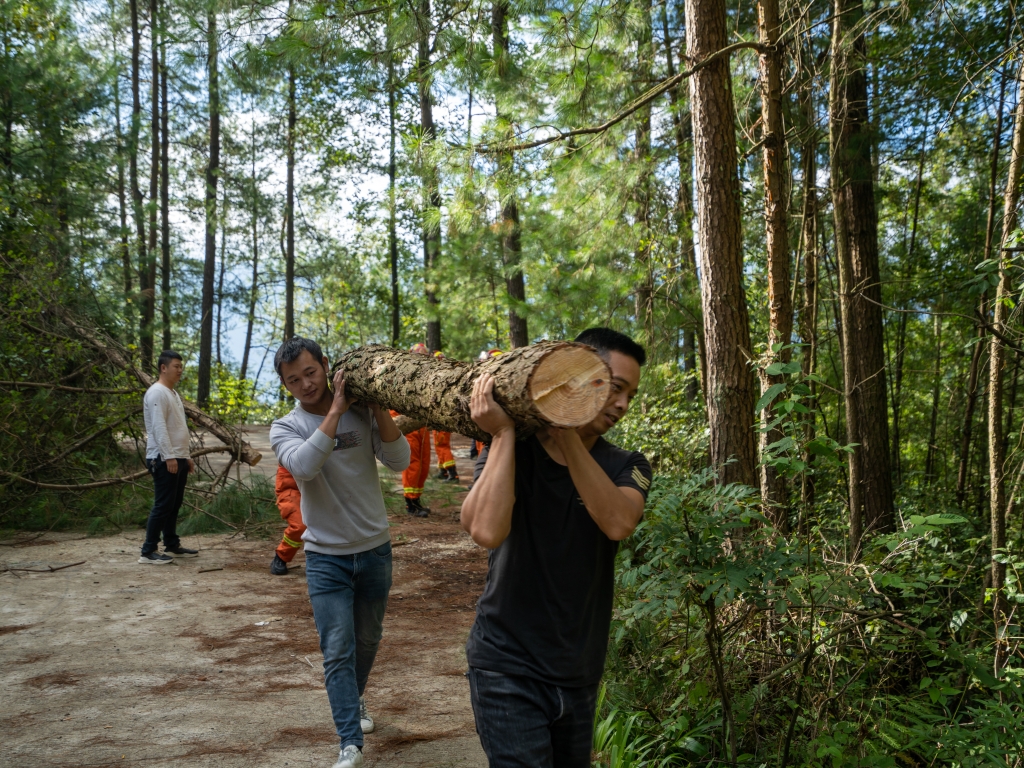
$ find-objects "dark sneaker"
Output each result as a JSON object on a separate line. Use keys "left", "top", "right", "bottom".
{"left": 138, "top": 552, "right": 174, "bottom": 565}
{"left": 446, "top": 473, "right": 461, "bottom": 484}
{"left": 164, "top": 546, "right": 198, "bottom": 558}
{"left": 434, "top": 469, "right": 449, "bottom": 481}
{"left": 270, "top": 554, "right": 289, "bottom": 575}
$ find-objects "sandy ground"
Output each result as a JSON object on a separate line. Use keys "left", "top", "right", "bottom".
{"left": 0, "top": 440, "right": 488, "bottom": 768}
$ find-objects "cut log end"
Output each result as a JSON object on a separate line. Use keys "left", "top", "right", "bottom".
{"left": 527, "top": 346, "right": 610, "bottom": 428}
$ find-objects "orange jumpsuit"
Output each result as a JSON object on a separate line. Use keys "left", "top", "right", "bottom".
{"left": 434, "top": 431, "right": 456, "bottom": 472}
{"left": 275, "top": 465, "right": 306, "bottom": 563}
{"left": 391, "top": 410, "right": 430, "bottom": 500}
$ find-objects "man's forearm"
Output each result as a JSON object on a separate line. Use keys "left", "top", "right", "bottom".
{"left": 317, "top": 409, "right": 343, "bottom": 441}
{"left": 461, "top": 428, "right": 516, "bottom": 548}
{"left": 562, "top": 436, "right": 643, "bottom": 541}
{"left": 372, "top": 407, "right": 401, "bottom": 442}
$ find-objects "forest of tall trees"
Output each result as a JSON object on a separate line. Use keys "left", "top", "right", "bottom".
{"left": 3, "top": 0, "right": 1024, "bottom": 761}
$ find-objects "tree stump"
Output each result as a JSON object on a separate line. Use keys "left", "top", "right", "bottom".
{"left": 333, "top": 342, "right": 611, "bottom": 442}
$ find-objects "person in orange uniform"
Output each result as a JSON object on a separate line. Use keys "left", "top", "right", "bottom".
{"left": 431, "top": 351, "right": 460, "bottom": 484}
{"left": 270, "top": 465, "right": 305, "bottom": 575}
{"left": 395, "top": 343, "right": 432, "bottom": 517}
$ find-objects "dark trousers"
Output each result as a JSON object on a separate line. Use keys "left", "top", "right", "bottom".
{"left": 467, "top": 667, "right": 600, "bottom": 768}
{"left": 142, "top": 458, "right": 189, "bottom": 555}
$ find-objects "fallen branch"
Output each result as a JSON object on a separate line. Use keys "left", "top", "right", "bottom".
{"left": 0, "top": 446, "right": 237, "bottom": 490}
{"left": 1, "top": 560, "right": 86, "bottom": 573}
{"left": 197, "top": 567, "right": 223, "bottom": 573}
{"left": 471, "top": 41, "right": 767, "bottom": 154}
{"left": 57, "top": 313, "right": 262, "bottom": 465}
{"left": 35, "top": 408, "right": 144, "bottom": 472}
{"left": 0, "top": 381, "right": 142, "bottom": 395}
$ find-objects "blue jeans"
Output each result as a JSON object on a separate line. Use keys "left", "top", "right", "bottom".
{"left": 467, "top": 667, "right": 600, "bottom": 768}
{"left": 142, "top": 458, "right": 189, "bottom": 555}
{"left": 305, "top": 544, "right": 392, "bottom": 749}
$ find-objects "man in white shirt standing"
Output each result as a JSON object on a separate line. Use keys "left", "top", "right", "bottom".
{"left": 140, "top": 350, "right": 198, "bottom": 565}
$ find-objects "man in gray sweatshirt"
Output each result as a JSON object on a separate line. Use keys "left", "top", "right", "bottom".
{"left": 269, "top": 337, "right": 410, "bottom": 768}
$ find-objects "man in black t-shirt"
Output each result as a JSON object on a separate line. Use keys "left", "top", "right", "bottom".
{"left": 460, "top": 328, "right": 653, "bottom": 768}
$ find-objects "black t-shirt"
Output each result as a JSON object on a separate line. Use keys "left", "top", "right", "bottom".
{"left": 465, "top": 435, "right": 653, "bottom": 687}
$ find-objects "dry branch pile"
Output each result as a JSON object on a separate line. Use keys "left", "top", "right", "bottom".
{"left": 334, "top": 342, "right": 611, "bottom": 441}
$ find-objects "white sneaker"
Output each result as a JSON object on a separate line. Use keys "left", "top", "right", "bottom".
{"left": 359, "top": 696, "right": 374, "bottom": 734}
{"left": 332, "top": 745, "right": 363, "bottom": 768}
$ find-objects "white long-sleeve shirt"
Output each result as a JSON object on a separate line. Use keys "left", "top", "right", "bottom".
{"left": 144, "top": 382, "right": 191, "bottom": 460}
{"left": 270, "top": 403, "right": 410, "bottom": 555}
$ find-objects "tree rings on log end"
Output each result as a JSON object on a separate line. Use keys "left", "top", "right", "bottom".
{"left": 528, "top": 345, "right": 610, "bottom": 428}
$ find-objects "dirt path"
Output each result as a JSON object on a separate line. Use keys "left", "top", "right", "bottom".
{"left": 0, "top": 441, "right": 488, "bottom": 768}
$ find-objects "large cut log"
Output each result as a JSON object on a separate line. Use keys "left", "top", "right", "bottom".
{"left": 333, "top": 342, "right": 611, "bottom": 442}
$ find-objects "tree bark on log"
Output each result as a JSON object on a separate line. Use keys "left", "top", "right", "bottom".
{"left": 333, "top": 343, "right": 611, "bottom": 442}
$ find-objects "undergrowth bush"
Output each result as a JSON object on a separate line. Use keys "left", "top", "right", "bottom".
{"left": 598, "top": 369, "right": 1023, "bottom": 766}
{"left": 595, "top": 471, "right": 1023, "bottom": 766}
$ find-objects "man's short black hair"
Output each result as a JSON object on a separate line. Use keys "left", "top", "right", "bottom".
{"left": 157, "top": 350, "right": 183, "bottom": 373}
{"left": 574, "top": 328, "right": 647, "bottom": 366}
{"left": 274, "top": 336, "right": 325, "bottom": 377}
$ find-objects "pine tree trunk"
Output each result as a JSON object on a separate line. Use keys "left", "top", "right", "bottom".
{"left": 415, "top": 0, "right": 442, "bottom": 352}
{"left": 143, "top": 0, "right": 158, "bottom": 371}
{"left": 959, "top": 36, "right": 1011, "bottom": 505}
{"left": 197, "top": 6, "right": 219, "bottom": 408}
{"left": 925, "top": 313, "right": 942, "bottom": 482}
{"left": 891, "top": 122, "right": 928, "bottom": 482}
{"left": 757, "top": 0, "right": 792, "bottom": 525}
{"left": 333, "top": 342, "right": 611, "bottom": 441}
{"left": 112, "top": 27, "right": 133, "bottom": 344}
{"left": 128, "top": 0, "right": 149, "bottom": 368}
{"left": 215, "top": 189, "right": 227, "bottom": 366}
{"left": 830, "top": 0, "right": 894, "bottom": 550}
{"left": 798, "top": 82, "right": 818, "bottom": 513}
{"left": 493, "top": 0, "right": 528, "bottom": 348}
{"left": 988, "top": 62, "right": 1024, "bottom": 672}
{"left": 159, "top": 19, "right": 171, "bottom": 351}
{"left": 661, "top": 2, "right": 699, "bottom": 399}
{"left": 958, "top": 328, "right": 986, "bottom": 506}
{"left": 686, "top": 0, "right": 756, "bottom": 488}
{"left": 633, "top": 0, "right": 654, "bottom": 353}
{"left": 388, "top": 8, "right": 400, "bottom": 348}
{"left": 284, "top": 61, "right": 296, "bottom": 342}
{"left": 240, "top": 114, "right": 258, "bottom": 381}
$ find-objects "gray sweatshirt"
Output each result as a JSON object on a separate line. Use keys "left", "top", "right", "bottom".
{"left": 270, "top": 404, "right": 411, "bottom": 556}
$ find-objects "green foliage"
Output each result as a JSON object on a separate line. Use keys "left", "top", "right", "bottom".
{"left": 176, "top": 474, "right": 279, "bottom": 536}
{"left": 596, "top": 470, "right": 1023, "bottom": 766}
{"left": 202, "top": 364, "right": 290, "bottom": 425}
{"left": 610, "top": 365, "right": 706, "bottom": 474}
